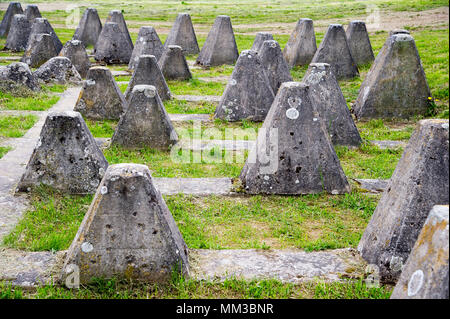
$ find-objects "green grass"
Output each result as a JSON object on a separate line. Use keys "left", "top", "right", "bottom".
{"left": 0, "top": 114, "right": 38, "bottom": 138}
{"left": 164, "top": 99, "right": 217, "bottom": 114}
{"left": 0, "top": 145, "right": 11, "bottom": 159}
{"left": 357, "top": 119, "right": 415, "bottom": 141}
{"left": 0, "top": 85, "right": 65, "bottom": 111}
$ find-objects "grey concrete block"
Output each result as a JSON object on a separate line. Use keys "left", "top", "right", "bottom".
{"left": 0, "top": 61, "right": 39, "bottom": 91}
{"left": 391, "top": 205, "right": 449, "bottom": 299}
{"left": 27, "top": 18, "right": 62, "bottom": 53}
{"left": 59, "top": 39, "right": 91, "bottom": 78}
{"left": 346, "top": 21, "right": 374, "bottom": 66}
{"left": 24, "top": 4, "right": 41, "bottom": 22}
{"left": 72, "top": 8, "right": 102, "bottom": 48}
{"left": 158, "top": 45, "right": 192, "bottom": 80}
{"left": 33, "top": 56, "right": 81, "bottom": 85}
{"left": 311, "top": 24, "right": 359, "bottom": 80}
{"left": 196, "top": 15, "right": 239, "bottom": 67}
{"left": 283, "top": 18, "right": 317, "bottom": 68}
{"left": 94, "top": 22, "right": 133, "bottom": 64}
{"left": 112, "top": 85, "right": 177, "bottom": 150}
{"left": 0, "top": 2, "right": 23, "bottom": 38}
{"left": 60, "top": 163, "right": 189, "bottom": 284}
{"left": 125, "top": 55, "right": 171, "bottom": 102}
{"left": 74, "top": 66, "right": 127, "bottom": 120}
{"left": 251, "top": 32, "right": 273, "bottom": 52}
{"left": 21, "top": 33, "right": 58, "bottom": 68}
{"left": 164, "top": 13, "right": 199, "bottom": 55}
{"left": 303, "top": 63, "right": 362, "bottom": 146}
{"left": 215, "top": 50, "right": 275, "bottom": 122}
{"left": 105, "top": 10, "right": 133, "bottom": 50}
{"left": 17, "top": 111, "right": 108, "bottom": 194}
{"left": 353, "top": 34, "right": 432, "bottom": 119}
{"left": 240, "top": 81, "right": 351, "bottom": 195}
{"left": 128, "top": 26, "right": 164, "bottom": 70}
{"left": 4, "top": 14, "right": 31, "bottom": 52}
{"left": 358, "top": 119, "right": 449, "bottom": 283}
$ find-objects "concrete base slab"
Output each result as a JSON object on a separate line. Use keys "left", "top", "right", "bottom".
{"left": 170, "top": 113, "right": 211, "bottom": 122}
{"left": 177, "top": 139, "right": 254, "bottom": 151}
{"left": 154, "top": 177, "right": 234, "bottom": 195}
{"left": 111, "top": 70, "right": 130, "bottom": 77}
{"left": 371, "top": 140, "right": 407, "bottom": 149}
{"left": 354, "top": 178, "right": 389, "bottom": 193}
{"left": 174, "top": 94, "right": 220, "bottom": 103}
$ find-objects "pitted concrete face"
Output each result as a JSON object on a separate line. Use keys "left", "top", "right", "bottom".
{"left": 258, "top": 40, "right": 292, "bottom": 94}
{"left": 215, "top": 49, "right": 275, "bottom": 122}
{"left": 283, "top": 18, "right": 317, "bottom": 68}
{"left": 303, "top": 62, "right": 362, "bottom": 147}
{"left": 60, "top": 163, "right": 189, "bottom": 284}
{"left": 33, "top": 56, "right": 82, "bottom": 85}
{"left": 391, "top": 205, "right": 449, "bottom": 299}
{"left": 5, "top": 14, "right": 31, "bottom": 52}
{"left": 59, "top": 39, "right": 91, "bottom": 78}
{"left": 24, "top": 4, "right": 41, "bottom": 22}
{"left": 106, "top": 10, "right": 133, "bottom": 50}
{"left": 126, "top": 54, "right": 171, "bottom": 101}
{"left": 346, "top": 20, "right": 374, "bottom": 66}
{"left": 72, "top": 8, "right": 102, "bottom": 47}
{"left": 352, "top": 33, "right": 431, "bottom": 119}
{"left": 196, "top": 15, "right": 239, "bottom": 67}
{"left": 358, "top": 119, "right": 449, "bottom": 283}
{"left": 158, "top": 45, "right": 192, "bottom": 80}
{"left": 94, "top": 22, "right": 133, "bottom": 64}
{"left": 0, "top": 2, "right": 23, "bottom": 38}
{"left": 74, "top": 66, "right": 127, "bottom": 120}
{"left": 239, "top": 81, "right": 350, "bottom": 195}
{"left": 164, "top": 13, "right": 199, "bottom": 55}
{"left": 251, "top": 32, "right": 274, "bottom": 52}
{"left": 27, "top": 18, "right": 62, "bottom": 53}
{"left": 21, "top": 33, "right": 58, "bottom": 68}
{"left": 17, "top": 111, "right": 109, "bottom": 194}
{"left": 112, "top": 84, "right": 177, "bottom": 150}
{"left": 129, "top": 26, "right": 164, "bottom": 70}
{"left": 0, "top": 61, "right": 39, "bottom": 91}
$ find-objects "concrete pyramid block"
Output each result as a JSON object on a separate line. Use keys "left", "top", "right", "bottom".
{"left": 27, "top": 18, "right": 63, "bottom": 53}
{"left": 158, "top": 45, "right": 192, "bottom": 80}
{"left": 240, "top": 81, "right": 351, "bottom": 195}
{"left": 4, "top": 14, "right": 31, "bottom": 52}
{"left": 24, "top": 4, "right": 41, "bottom": 22}
{"left": 0, "top": 2, "right": 23, "bottom": 38}
{"left": 251, "top": 32, "right": 273, "bottom": 52}
{"left": 0, "top": 62, "right": 39, "bottom": 91}
{"left": 112, "top": 85, "right": 177, "bottom": 150}
{"left": 391, "top": 205, "right": 449, "bottom": 299}
{"left": 72, "top": 8, "right": 102, "bottom": 48}
{"left": 60, "top": 163, "right": 189, "bottom": 284}
{"left": 75, "top": 66, "right": 127, "bottom": 120}
{"left": 346, "top": 21, "right": 374, "bottom": 66}
{"left": 125, "top": 55, "right": 171, "bottom": 102}
{"left": 358, "top": 119, "right": 449, "bottom": 283}
{"left": 164, "top": 13, "right": 199, "bottom": 55}
{"left": 129, "top": 26, "right": 164, "bottom": 71}
{"left": 215, "top": 50, "right": 275, "bottom": 122}
{"left": 303, "top": 63, "right": 362, "bottom": 147}
{"left": 59, "top": 39, "right": 91, "bottom": 78}
{"left": 283, "top": 18, "right": 317, "bottom": 68}
{"left": 311, "top": 24, "right": 359, "bottom": 80}
{"left": 106, "top": 10, "right": 133, "bottom": 50}
{"left": 196, "top": 15, "right": 239, "bottom": 67}
{"left": 259, "top": 40, "right": 293, "bottom": 94}
{"left": 33, "top": 56, "right": 81, "bottom": 85}
{"left": 353, "top": 34, "right": 431, "bottom": 119}
{"left": 21, "top": 33, "right": 58, "bottom": 68}
{"left": 94, "top": 22, "right": 133, "bottom": 64}
{"left": 17, "top": 111, "right": 109, "bottom": 194}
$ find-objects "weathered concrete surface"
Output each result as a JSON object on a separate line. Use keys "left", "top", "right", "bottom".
{"left": 177, "top": 139, "right": 255, "bottom": 151}
{"left": 59, "top": 40, "right": 91, "bottom": 78}
{"left": 106, "top": 10, "right": 133, "bottom": 50}
{"left": 4, "top": 14, "right": 31, "bottom": 52}
{"left": 112, "top": 85, "right": 177, "bottom": 150}
{"left": 164, "top": 13, "right": 199, "bottom": 55}
{"left": 391, "top": 205, "right": 449, "bottom": 299}
{"left": 21, "top": 33, "right": 58, "bottom": 68}
{"left": 196, "top": 15, "right": 239, "bottom": 68}
{"left": 353, "top": 34, "right": 432, "bottom": 119}
{"left": 0, "top": 62, "right": 39, "bottom": 91}
{"left": 17, "top": 111, "right": 109, "bottom": 194}
{"left": 128, "top": 26, "right": 164, "bottom": 70}
{"left": 27, "top": 18, "right": 62, "bottom": 53}
{"left": 173, "top": 94, "right": 220, "bottom": 104}
{"left": 358, "top": 119, "right": 449, "bottom": 283}
{"left": 303, "top": 63, "right": 362, "bottom": 147}
{"left": 389, "top": 29, "right": 410, "bottom": 36}
{"left": 283, "top": 18, "right": 317, "bottom": 68}
{"left": 24, "top": 4, "right": 41, "bottom": 22}
{"left": 111, "top": 70, "right": 130, "bottom": 77}
{"left": 0, "top": 2, "right": 23, "bottom": 38}
{"left": 371, "top": 140, "right": 407, "bottom": 149}
{"left": 72, "top": 8, "right": 102, "bottom": 48}
{"left": 346, "top": 21, "right": 374, "bottom": 66}
{"left": 94, "top": 22, "right": 133, "bottom": 65}
{"left": 74, "top": 66, "right": 127, "bottom": 120}
{"left": 60, "top": 163, "right": 189, "bottom": 284}
{"left": 311, "top": 24, "right": 359, "bottom": 80}
{"left": 191, "top": 248, "right": 366, "bottom": 284}
{"left": 168, "top": 113, "right": 211, "bottom": 122}
{"left": 0, "top": 87, "right": 80, "bottom": 241}
{"left": 259, "top": 40, "right": 293, "bottom": 95}
{"left": 354, "top": 178, "right": 389, "bottom": 194}
{"left": 154, "top": 177, "right": 233, "bottom": 196}
{"left": 240, "top": 82, "right": 351, "bottom": 195}
{"left": 158, "top": 45, "right": 192, "bottom": 80}
{"left": 125, "top": 55, "right": 171, "bottom": 102}
{"left": 215, "top": 50, "right": 275, "bottom": 122}
{"left": 33, "top": 56, "right": 82, "bottom": 85}
{"left": 251, "top": 32, "right": 273, "bottom": 52}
